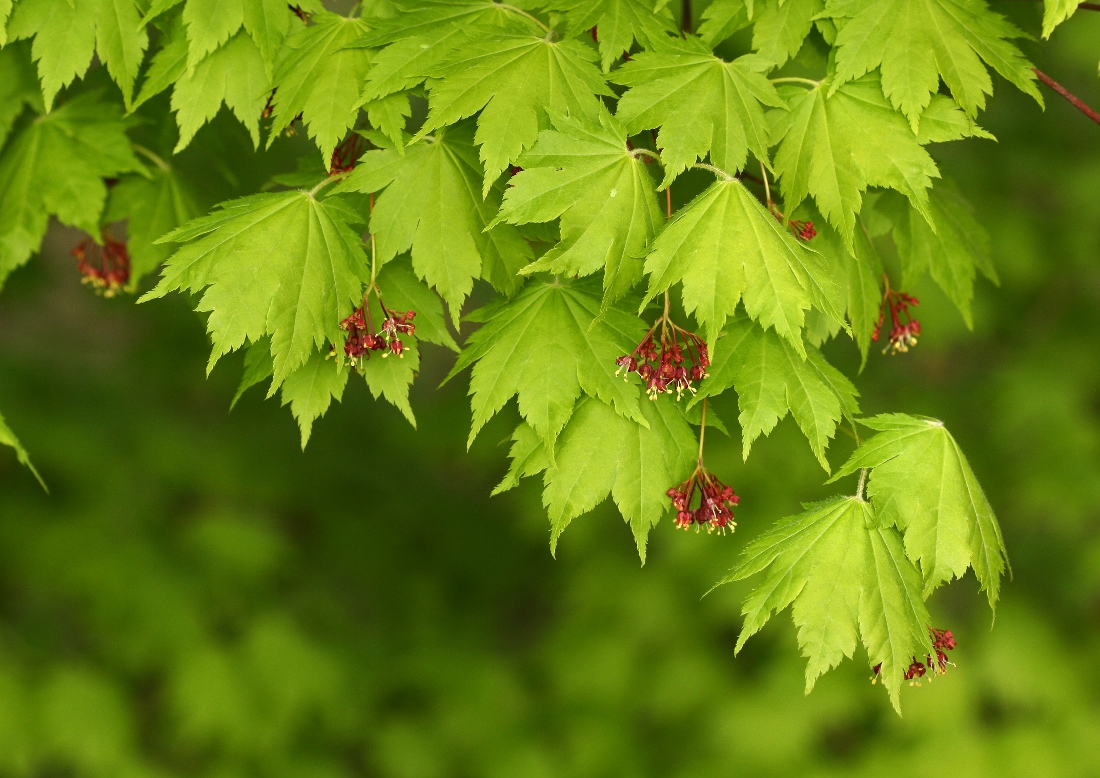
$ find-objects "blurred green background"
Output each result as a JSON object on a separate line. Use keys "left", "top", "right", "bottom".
{"left": 2, "top": 6, "right": 1100, "bottom": 777}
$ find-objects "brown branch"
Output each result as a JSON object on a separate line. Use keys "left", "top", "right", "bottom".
{"left": 1033, "top": 68, "right": 1100, "bottom": 126}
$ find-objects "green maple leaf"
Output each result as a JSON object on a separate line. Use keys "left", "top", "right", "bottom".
{"left": 537, "top": 0, "right": 678, "bottom": 71}
{"left": 885, "top": 185, "right": 996, "bottom": 327}
{"left": 142, "top": 191, "right": 368, "bottom": 385}
{"left": 915, "top": 94, "right": 995, "bottom": 143}
{"left": 826, "top": 0, "right": 1041, "bottom": 126}
{"left": 697, "top": 0, "right": 751, "bottom": 47}
{"left": 242, "top": 0, "right": 303, "bottom": 74}
{"left": 279, "top": 350, "right": 351, "bottom": 448}
{"left": 331, "top": 124, "right": 531, "bottom": 321}
{"left": 181, "top": 0, "right": 245, "bottom": 66}
{"left": 832, "top": 414, "right": 1008, "bottom": 608}
{"left": 0, "top": 91, "right": 141, "bottom": 289}
{"left": 0, "top": 0, "right": 12, "bottom": 45}
{"left": 171, "top": 31, "right": 270, "bottom": 151}
{"left": 693, "top": 317, "right": 859, "bottom": 469}
{"left": 8, "top": 0, "right": 150, "bottom": 109}
{"left": 0, "top": 41, "right": 42, "bottom": 149}
{"left": 718, "top": 495, "right": 934, "bottom": 710}
{"left": 416, "top": 30, "right": 612, "bottom": 194}
{"left": 105, "top": 161, "right": 202, "bottom": 289}
{"left": 1041, "top": 0, "right": 1079, "bottom": 38}
{"left": 131, "top": 13, "right": 189, "bottom": 111}
{"left": 267, "top": 11, "right": 371, "bottom": 164}
{"left": 640, "top": 177, "right": 841, "bottom": 352}
{"left": 446, "top": 279, "right": 647, "bottom": 449}
{"left": 362, "top": 92, "right": 412, "bottom": 150}
{"left": 752, "top": 0, "right": 824, "bottom": 69}
{"left": 0, "top": 409, "right": 45, "bottom": 488}
{"left": 771, "top": 74, "right": 940, "bottom": 242}
{"left": 497, "top": 397, "right": 697, "bottom": 561}
{"left": 491, "top": 108, "right": 664, "bottom": 306}
{"left": 612, "top": 36, "right": 785, "bottom": 184}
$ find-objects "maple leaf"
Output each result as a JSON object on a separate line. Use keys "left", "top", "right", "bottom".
{"left": 0, "top": 408, "right": 44, "bottom": 487}
{"left": 131, "top": 13, "right": 189, "bottom": 111}
{"left": 1041, "top": 0, "right": 1080, "bottom": 38}
{"left": 445, "top": 279, "right": 647, "bottom": 449}
{"left": 885, "top": 185, "right": 997, "bottom": 327}
{"left": 697, "top": 0, "right": 751, "bottom": 47}
{"left": 826, "top": 0, "right": 1041, "bottom": 126}
{"left": 8, "top": 0, "right": 150, "bottom": 109}
{"left": 612, "top": 36, "right": 785, "bottom": 184}
{"left": 718, "top": 495, "right": 934, "bottom": 710}
{"left": 491, "top": 108, "right": 664, "bottom": 306}
{"left": 640, "top": 177, "right": 841, "bottom": 352}
{"left": 832, "top": 414, "right": 1008, "bottom": 608}
{"left": 280, "top": 350, "right": 351, "bottom": 448}
{"left": 0, "top": 41, "right": 42, "bottom": 149}
{"left": 142, "top": 191, "right": 369, "bottom": 385}
{"left": 416, "top": 30, "right": 612, "bottom": 193}
{"left": 915, "top": 94, "right": 995, "bottom": 143}
{"left": 331, "top": 123, "right": 531, "bottom": 321}
{"left": 771, "top": 74, "right": 940, "bottom": 242}
{"left": 170, "top": 31, "right": 271, "bottom": 151}
{"left": 267, "top": 11, "right": 371, "bottom": 164}
{"left": 693, "top": 317, "right": 859, "bottom": 469}
{"left": 0, "top": 0, "right": 12, "bottom": 45}
{"left": 0, "top": 91, "right": 141, "bottom": 289}
{"left": 752, "top": 0, "right": 824, "bottom": 68}
{"left": 496, "top": 397, "right": 697, "bottom": 561}
{"left": 536, "top": 0, "right": 678, "bottom": 71}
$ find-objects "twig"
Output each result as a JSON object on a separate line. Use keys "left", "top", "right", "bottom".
{"left": 1033, "top": 68, "right": 1100, "bottom": 126}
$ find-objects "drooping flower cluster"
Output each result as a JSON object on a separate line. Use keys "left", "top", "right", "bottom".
{"left": 871, "top": 627, "right": 957, "bottom": 687}
{"left": 329, "top": 133, "right": 365, "bottom": 176}
{"left": 616, "top": 317, "right": 709, "bottom": 401}
{"left": 73, "top": 234, "right": 130, "bottom": 296}
{"left": 872, "top": 284, "right": 921, "bottom": 355}
{"left": 667, "top": 467, "right": 739, "bottom": 534}
{"left": 768, "top": 203, "right": 816, "bottom": 241}
{"left": 336, "top": 297, "right": 415, "bottom": 368}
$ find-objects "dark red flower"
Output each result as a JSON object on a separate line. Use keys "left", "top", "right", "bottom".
{"left": 872, "top": 281, "right": 921, "bottom": 355}
{"left": 335, "top": 294, "right": 415, "bottom": 368}
{"left": 666, "top": 468, "right": 739, "bottom": 534}
{"left": 73, "top": 233, "right": 131, "bottom": 296}
{"left": 616, "top": 315, "right": 709, "bottom": 401}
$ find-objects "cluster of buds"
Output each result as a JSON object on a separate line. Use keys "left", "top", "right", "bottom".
{"left": 872, "top": 286, "right": 921, "bottom": 355}
{"left": 872, "top": 627, "right": 957, "bottom": 687}
{"left": 73, "top": 234, "right": 130, "bottom": 296}
{"left": 336, "top": 298, "right": 415, "bottom": 368}
{"left": 616, "top": 319, "right": 709, "bottom": 401}
{"left": 329, "top": 133, "right": 365, "bottom": 176}
{"left": 768, "top": 203, "right": 816, "bottom": 241}
{"left": 666, "top": 468, "right": 739, "bottom": 534}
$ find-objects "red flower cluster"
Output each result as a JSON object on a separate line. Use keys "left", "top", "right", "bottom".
{"left": 329, "top": 134, "right": 365, "bottom": 176}
{"left": 337, "top": 301, "right": 415, "bottom": 367}
{"left": 872, "top": 627, "right": 957, "bottom": 687}
{"left": 768, "top": 204, "right": 815, "bottom": 241}
{"left": 616, "top": 319, "right": 709, "bottom": 401}
{"left": 872, "top": 286, "right": 921, "bottom": 355}
{"left": 73, "top": 234, "right": 130, "bottom": 296}
{"left": 666, "top": 468, "right": 739, "bottom": 534}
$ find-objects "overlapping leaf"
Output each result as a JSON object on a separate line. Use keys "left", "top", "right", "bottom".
{"left": 697, "top": 0, "right": 751, "bottom": 46}
{"left": 613, "top": 36, "right": 785, "bottom": 184}
{"left": 832, "top": 414, "right": 1007, "bottom": 607}
{"left": 752, "top": 0, "right": 824, "bottom": 68}
{"left": 0, "top": 42, "right": 41, "bottom": 148}
{"left": 640, "top": 178, "right": 841, "bottom": 351}
{"left": 693, "top": 317, "right": 859, "bottom": 469}
{"left": 492, "top": 109, "right": 664, "bottom": 306}
{"left": 538, "top": 0, "right": 677, "bottom": 70}
{"left": 332, "top": 124, "right": 531, "bottom": 320}
{"left": 497, "top": 397, "right": 697, "bottom": 561}
{"left": 142, "top": 191, "right": 368, "bottom": 385}
{"left": 446, "top": 279, "right": 647, "bottom": 449}
{"left": 718, "top": 495, "right": 934, "bottom": 710}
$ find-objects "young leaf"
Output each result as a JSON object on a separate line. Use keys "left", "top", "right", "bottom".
{"left": 417, "top": 30, "right": 612, "bottom": 194}
{"left": 697, "top": 0, "right": 751, "bottom": 47}
{"left": 142, "top": 192, "right": 368, "bottom": 385}
{"left": 718, "top": 495, "right": 934, "bottom": 709}
{"left": 267, "top": 11, "right": 371, "bottom": 164}
{"left": 612, "top": 37, "right": 785, "bottom": 184}
{"left": 332, "top": 123, "right": 531, "bottom": 320}
{"left": 826, "top": 0, "right": 1041, "bottom": 125}
{"left": 445, "top": 279, "right": 647, "bottom": 449}
{"left": 752, "top": 0, "right": 823, "bottom": 69}
{"left": 0, "top": 91, "right": 141, "bottom": 288}
{"left": 8, "top": 0, "right": 150, "bottom": 109}
{"left": 832, "top": 414, "right": 1007, "bottom": 608}
{"left": 498, "top": 397, "right": 697, "bottom": 561}
{"left": 1041, "top": 0, "right": 1079, "bottom": 38}
{"left": 771, "top": 74, "right": 940, "bottom": 242}
{"left": 0, "top": 41, "right": 42, "bottom": 149}
{"left": 182, "top": 0, "right": 245, "bottom": 66}
{"left": 361, "top": 333, "right": 420, "bottom": 427}
{"left": 538, "top": 0, "right": 678, "bottom": 71}
{"left": 693, "top": 318, "right": 859, "bottom": 469}
{"left": 280, "top": 350, "right": 351, "bottom": 448}
{"left": 0, "top": 409, "right": 45, "bottom": 487}
{"left": 640, "top": 177, "right": 840, "bottom": 352}
{"left": 492, "top": 108, "right": 664, "bottom": 306}
{"left": 242, "top": 0, "right": 301, "bottom": 74}
{"left": 915, "top": 94, "right": 995, "bottom": 144}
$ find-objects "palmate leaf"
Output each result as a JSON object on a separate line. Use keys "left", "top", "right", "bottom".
{"left": 832, "top": 414, "right": 1007, "bottom": 608}
{"left": 771, "top": 74, "right": 940, "bottom": 242}
{"left": 640, "top": 177, "right": 842, "bottom": 352}
{"left": 496, "top": 397, "right": 697, "bottom": 561}
{"left": 718, "top": 495, "right": 934, "bottom": 710}
{"left": 445, "top": 279, "right": 647, "bottom": 449}
{"left": 0, "top": 41, "right": 41, "bottom": 148}
{"left": 752, "top": 0, "right": 824, "bottom": 68}
{"left": 332, "top": 123, "right": 531, "bottom": 321}
{"left": 416, "top": 30, "right": 612, "bottom": 194}
{"left": 692, "top": 317, "right": 859, "bottom": 469}
{"left": 0, "top": 90, "right": 141, "bottom": 289}
{"left": 826, "top": 0, "right": 1041, "bottom": 126}
{"left": 537, "top": 0, "right": 678, "bottom": 71}
{"left": 1041, "top": 0, "right": 1079, "bottom": 38}
{"left": 0, "top": 408, "right": 44, "bottom": 487}
{"left": 697, "top": 0, "right": 751, "bottom": 47}
{"left": 142, "top": 191, "right": 368, "bottom": 386}
{"left": 492, "top": 108, "right": 664, "bottom": 306}
{"left": 8, "top": 0, "right": 149, "bottom": 109}
{"left": 612, "top": 36, "right": 786, "bottom": 184}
